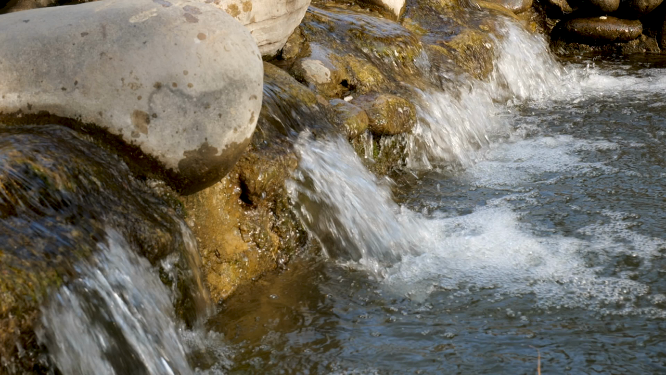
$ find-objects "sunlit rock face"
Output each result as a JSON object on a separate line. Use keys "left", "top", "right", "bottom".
{"left": 0, "top": 0, "right": 263, "bottom": 194}
{"left": 210, "top": 0, "right": 312, "bottom": 56}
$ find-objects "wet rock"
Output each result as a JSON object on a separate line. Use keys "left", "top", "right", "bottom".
{"left": 357, "top": 0, "right": 405, "bottom": 18}
{"left": 484, "top": 0, "right": 533, "bottom": 13}
{"left": 303, "top": 6, "right": 423, "bottom": 85}
{"left": 0, "top": 0, "right": 263, "bottom": 195}
{"left": 290, "top": 41, "right": 390, "bottom": 98}
{"left": 429, "top": 29, "right": 496, "bottom": 80}
{"left": 281, "top": 27, "right": 307, "bottom": 60}
{"left": 291, "top": 45, "right": 347, "bottom": 97}
{"left": 401, "top": 1, "right": 498, "bottom": 82}
{"left": 329, "top": 99, "right": 369, "bottom": 138}
{"left": 554, "top": 16, "right": 643, "bottom": 44}
{"left": 183, "top": 63, "right": 319, "bottom": 302}
{"left": 0, "top": 126, "right": 200, "bottom": 374}
{"left": 212, "top": 0, "right": 311, "bottom": 56}
{"left": 618, "top": 0, "right": 664, "bottom": 17}
{"left": 354, "top": 94, "right": 416, "bottom": 136}
{"left": 577, "top": 0, "right": 621, "bottom": 12}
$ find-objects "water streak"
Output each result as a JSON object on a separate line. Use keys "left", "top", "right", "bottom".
{"left": 39, "top": 229, "right": 193, "bottom": 375}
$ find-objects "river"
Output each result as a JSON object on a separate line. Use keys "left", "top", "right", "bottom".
{"left": 36, "top": 17, "right": 666, "bottom": 375}
{"left": 201, "top": 23, "right": 666, "bottom": 374}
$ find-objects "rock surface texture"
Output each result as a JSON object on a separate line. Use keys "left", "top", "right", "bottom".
{"left": 586, "top": 0, "right": 620, "bottom": 12}
{"left": 555, "top": 16, "right": 643, "bottom": 44}
{"left": 211, "top": 0, "right": 312, "bottom": 56}
{"left": 619, "top": 0, "right": 664, "bottom": 17}
{"left": 0, "top": 0, "right": 263, "bottom": 194}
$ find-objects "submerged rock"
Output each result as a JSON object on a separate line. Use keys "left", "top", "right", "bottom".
{"left": 0, "top": 126, "right": 202, "bottom": 374}
{"left": 211, "top": 0, "right": 312, "bottom": 56}
{"left": 554, "top": 16, "right": 643, "bottom": 44}
{"left": 0, "top": 0, "right": 263, "bottom": 194}
{"left": 354, "top": 94, "right": 416, "bottom": 136}
{"left": 329, "top": 99, "right": 370, "bottom": 138}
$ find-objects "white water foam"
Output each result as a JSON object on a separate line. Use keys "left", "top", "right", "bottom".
{"left": 288, "top": 133, "right": 428, "bottom": 275}
{"left": 406, "top": 21, "right": 584, "bottom": 169}
{"left": 39, "top": 229, "right": 193, "bottom": 375}
{"left": 291, "top": 134, "right": 665, "bottom": 316}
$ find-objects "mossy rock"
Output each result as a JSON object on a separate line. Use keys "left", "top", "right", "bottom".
{"left": 328, "top": 99, "right": 370, "bottom": 138}
{"left": 354, "top": 94, "right": 417, "bottom": 136}
{"left": 183, "top": 63, "right": 321, "bottom": 302}
{"left": 0, "top": 125, "right": 195, "bottom": 373}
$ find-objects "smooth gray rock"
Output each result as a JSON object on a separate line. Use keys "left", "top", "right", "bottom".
{"left": 210, "top": 0, "right": 311, "bottom": 56}
{"left": 0, "top": 0, "right": 263, "bottom": 194}
{"left": 556, "top": 16, "right": 643, "bottom": 44}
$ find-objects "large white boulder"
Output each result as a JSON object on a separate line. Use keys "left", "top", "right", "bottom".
{"left": 0, "top": 0, "right": 264, "bottom": 194}
{"left": 210, "top": 0, "right": 311, "bottom": 56}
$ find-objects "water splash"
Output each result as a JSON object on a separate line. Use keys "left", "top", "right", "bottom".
{"left": 406, "top": 20, "right": 584, "bottom": 169}
{"left": 288, "top": 133, "right": 428, "bottom": 275}
{"left": 38, "top": 229, "right": 193, "bottom": 375}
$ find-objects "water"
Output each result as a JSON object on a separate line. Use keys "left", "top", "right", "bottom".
{"left": 38, "top": 229, "right": 194, "bottom": 375}
{"left": 207, "top": 22, "right": 666, "bottom": 374}
{"left": 20, "top": 15, "right": 666, "bottom": 375}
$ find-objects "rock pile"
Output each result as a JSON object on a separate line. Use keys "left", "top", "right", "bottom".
{"left": 547, "top": 0, "right": 666, "bottom": 52}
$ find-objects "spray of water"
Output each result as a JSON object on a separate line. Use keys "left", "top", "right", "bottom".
{"left": 38, "top": 229, "right": 193, "bottom": 375}
{"left": 289, "top": 20, "right": 665, "bottom": 315}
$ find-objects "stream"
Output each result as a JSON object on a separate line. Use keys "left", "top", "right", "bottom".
{"left": 201, "top": 24, "right": 666, "bottom": 374}
{"left": 29, "top": 16, "right": 666, "bottom": 375}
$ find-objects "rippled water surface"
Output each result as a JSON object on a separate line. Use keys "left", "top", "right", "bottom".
{"left": 201, "top": 56, "right": 666, "bottom": 374}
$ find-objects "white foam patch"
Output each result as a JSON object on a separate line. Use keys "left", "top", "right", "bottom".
{"left": 466, "top": 135, "right": 618, "bottom": 188}
{"left": 384, "top": 136, "right": 664, "bottom": 315}
{"left": 384, "top": 203, "right": 663, "bottom": 317}
{"left": 293, "top": 136, "right": 665, "bottom": 317}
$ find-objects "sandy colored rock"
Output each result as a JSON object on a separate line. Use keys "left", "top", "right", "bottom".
{"left": 0, "top": 0, "right": 263, "bottom": 194}
{"left": 354, "top": 94, "right": 416, "bottom": 136}
{"left": 329, "top": 99, "right": 369, "bottom": 138}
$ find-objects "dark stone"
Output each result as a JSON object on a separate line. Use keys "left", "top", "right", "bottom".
{"left": 547, "top": 0, "right": 576, "bottom": 16}
{"left": 554, "top": 16, "right": 643, "bottom": 45}
{"left": 617, "top": 0, "right": 664, "bottom": 18}
{"left": 584, "top": 0, "right": 620, "bottom": 12}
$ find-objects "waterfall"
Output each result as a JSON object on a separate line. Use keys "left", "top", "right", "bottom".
{"left": 292, "top": 20, "right": 578, "bottom": 266}
{"left": 405, "top": 21, "right": 583, "bottom": 170}
{"left": 38, "top": 229, "right": 194, "bottom": 375}
{"left": 286, "top": 17, "right": 666, "bottom": 319}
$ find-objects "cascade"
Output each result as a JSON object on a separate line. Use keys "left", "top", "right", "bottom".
{"left": 2, "top": 1, "right": 666, "bottom": 373}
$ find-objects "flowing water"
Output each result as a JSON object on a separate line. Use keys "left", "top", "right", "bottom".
{"left": 19, "top": 16, "right": 666, "bottom": 375}
{"left": 202, "top": 23, "right": 666, "bottom": 374}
